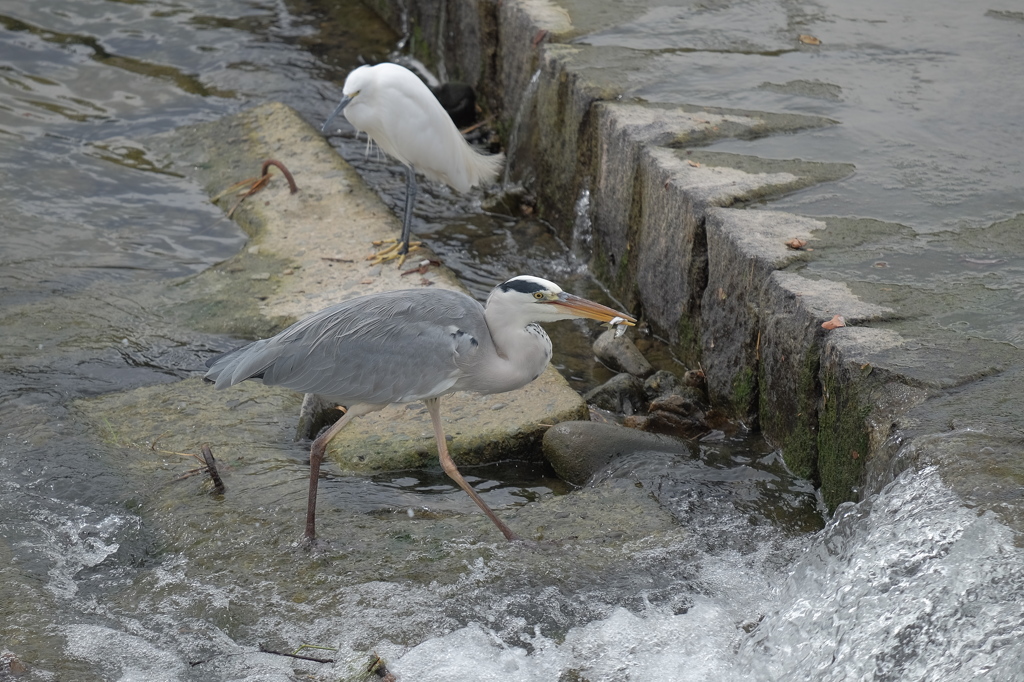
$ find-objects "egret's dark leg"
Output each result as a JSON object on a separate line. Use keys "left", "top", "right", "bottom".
{"left": 398, "top": 164, "right": 418, "bottom": 256}
{"left": 425, "top": 397, "right": 521, "bottom": 541}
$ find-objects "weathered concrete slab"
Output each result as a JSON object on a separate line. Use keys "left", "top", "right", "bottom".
{"left": 78, "top": 101, "right": 588, "bottom": 473}
{"left": 700, "top": 208, "right": 826, "bottom": 423}
{"left": 587, "top": 101, "right": 846, "bottom": 368}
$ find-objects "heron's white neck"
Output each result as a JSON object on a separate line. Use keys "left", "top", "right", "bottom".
{"left": 479, "top": 306, "right": 554, "bottom": 394}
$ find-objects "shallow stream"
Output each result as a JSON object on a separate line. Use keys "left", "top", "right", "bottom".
{"left": 2, "top": 0, "right": 1022, "bottom": 679}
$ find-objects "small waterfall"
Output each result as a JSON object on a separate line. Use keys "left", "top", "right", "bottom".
{"left": 501, "top": 69, "right": 542, "bottom": 188}
{"left": 434, "top": 0, "right": 448, "bottom": 83}
{"left": 567, "top": 187, "right": 594, "bottom": 273}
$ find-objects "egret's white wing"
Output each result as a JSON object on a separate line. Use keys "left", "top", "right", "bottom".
{"left": 343, "top": 63, "right": 503, "bottom": 192}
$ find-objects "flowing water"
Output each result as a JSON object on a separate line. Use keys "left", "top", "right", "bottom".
{"left": 1, "top": 0, "right": 1022, "bottom": 680}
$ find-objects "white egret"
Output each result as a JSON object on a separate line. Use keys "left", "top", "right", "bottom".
{"left": 321, "top": 62, "right": 504, "bottom": 262}
{"left": 204, "top": 276, "right": 636, "bottom": 542}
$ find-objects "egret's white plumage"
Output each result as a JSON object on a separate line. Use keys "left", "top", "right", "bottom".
{"left": 322, "top": 62, "right": 504, "bottom": 257}
{"left": 204, "top": 275, "right": 636, "bottom": 542}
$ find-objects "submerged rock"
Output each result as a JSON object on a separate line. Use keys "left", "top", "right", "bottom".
{"left": 542, "top": 420, "right": 693, "bottom": 485}
{"left": 643, "top": 370, "right": 679, "bottom": 399}
{"left": 583, "top": 373, "right": 647, "bottom": 415}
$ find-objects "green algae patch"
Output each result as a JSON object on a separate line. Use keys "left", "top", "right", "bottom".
{"left": 767, "top": 345, "right": 822, "bottom": 484}
{"left": 77, "top": 377, "right": 302, "bottom": 463}
{"left": 817, "top": 369, "right": 871, "bottom": 512}
{"left": 169, "top": 250, "right": 296, "bottom": 339}
{"left": 730, "top": 366, "right": 757, "bottom": 421}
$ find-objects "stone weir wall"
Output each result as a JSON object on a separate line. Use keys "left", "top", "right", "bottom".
{"left": 360, "top": 0, "right": 1024, "bottom": 518}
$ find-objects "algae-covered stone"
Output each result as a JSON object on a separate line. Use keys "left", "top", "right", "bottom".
{"left": 323, "top": 365, "right": 588, "bottom": 471}
{"left": 77, "top": 377, "right": 302, "bottom": 465}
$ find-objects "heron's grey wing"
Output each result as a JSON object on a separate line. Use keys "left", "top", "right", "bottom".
{"left": 206, "top": 289, "right": 490, "bottom": 406}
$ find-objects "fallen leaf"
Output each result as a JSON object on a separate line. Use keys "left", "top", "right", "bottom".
{"left": 786, "top": 238, "right": 808, "bottom": 250}
{"left": 799, "top": 34, "right": 821, "bottom": 45}
{"left": 532, "top": 29, "right": 548, "bottom": 47}
{"left": 687, "top": 160, "right": 701, "bottom": 168}
{"left": 821, "top": 314, "right": 846, "bottom": 330}
{"left": 401, "top": 259, "right": 440, "bottom": 276}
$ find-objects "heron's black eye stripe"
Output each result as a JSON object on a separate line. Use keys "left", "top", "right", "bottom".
{"left": 499, "top": 278, "right": 547, "bottom": 295}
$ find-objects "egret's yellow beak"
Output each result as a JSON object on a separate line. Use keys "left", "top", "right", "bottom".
{"left": 546, "top": 293, "right": 637, "bottom": 326}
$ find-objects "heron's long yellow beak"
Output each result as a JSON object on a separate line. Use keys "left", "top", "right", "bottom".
{"left": 548, "top": 293, "right": 637, "bottom": 325}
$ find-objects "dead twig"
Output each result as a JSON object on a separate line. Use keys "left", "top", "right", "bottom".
{"left": 258, "top": 644, "right": 335, "bottom": 664}
{"left": 201, "top": 444, "right": 226, "bottom": 494}
{"left": 167, "top": 444, "right": 225, "bottom": 493}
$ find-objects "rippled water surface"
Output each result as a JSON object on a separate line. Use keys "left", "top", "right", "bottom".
{"left": 577, "top": 0, "right": 1024, "bottom": 234}
{"left": 2, "top": 0, "right": 1023, "bottom": 680}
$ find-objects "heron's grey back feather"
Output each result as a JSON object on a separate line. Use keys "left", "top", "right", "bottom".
{"left": 205, "top": 289, "right": 498, "bottom": 405}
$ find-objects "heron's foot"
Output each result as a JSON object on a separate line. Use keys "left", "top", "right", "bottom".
{"left": 367, "top": 239, "right": 422, "bottom": 267}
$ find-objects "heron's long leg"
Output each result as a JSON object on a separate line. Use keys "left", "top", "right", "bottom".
{"left": 425, "top": 397, "right": 521, "bottom": 542}
{"left": 304, "top": 403, "right": 379, "bottom": 541}
{"left": 398, "top": 164, "right": 418, "bottom": 256}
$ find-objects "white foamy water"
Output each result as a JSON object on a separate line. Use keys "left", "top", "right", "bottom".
{"left": 385, "top": 467, "right": 1023, "bottom": 682}
{"left": 37, "top": 467, "right": 1020, "bottom": 682}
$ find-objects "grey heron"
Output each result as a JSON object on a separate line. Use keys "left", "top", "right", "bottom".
{"left": 204, "top": 275, "right": 636, "bottom": 542}
{"left": 321, "top": 62, "right": 504, "bottom": 262}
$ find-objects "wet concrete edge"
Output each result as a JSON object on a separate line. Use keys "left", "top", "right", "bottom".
{"left": 380, "top": 0, "right": 1024, "bottom": 520}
